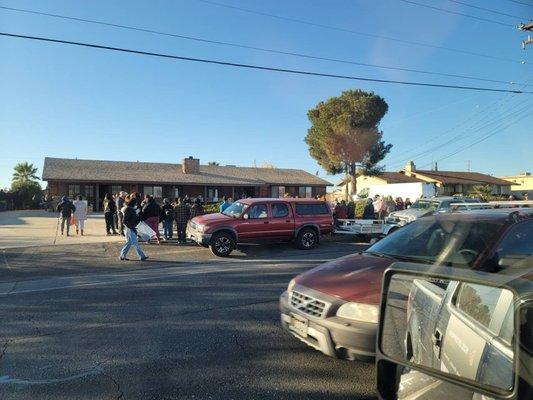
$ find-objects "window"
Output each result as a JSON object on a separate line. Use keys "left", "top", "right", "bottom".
{"left": 111, "top": 185, "right": 122, "bottom": 195}
{"left": 271, "top": 186, "right": 285, "bottom": 198}
{"left": 295, "top": 203, "right": 329, "bottom": 215}
{"left": 144, "top": 186, "right": 163, "bottom": 198}
{"left": 454, "top": 283, "right": 503, "bottom": 329}
{"left": 207, "top": 188, "right": 219, "bottom": 202}
{"left": 248, "top": 204, "right": 268, "bottom": 219}
{"left": 68, "top": 184, "right": 80, "bottom": 198}
{"left": 298, "top": 186, "right": 313, "bottom": 198}
{"left": 84, "top": 185, "right": 94, "bottom": 198}
{"left": 174, "top": 188, "right": 180, "bottom": 200}
{"left": 494, "top": 220, "right": 532, "bottom": 269}
{"left": 271, "top": 203, "right": 289, "bottom": 218}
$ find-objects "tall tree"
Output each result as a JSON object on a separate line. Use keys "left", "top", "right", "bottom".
{"left": 305, "top": 89, "right": 392, "bottom": 197}
{"left": 12, "top": 162, "right": 40, "bottom": 185}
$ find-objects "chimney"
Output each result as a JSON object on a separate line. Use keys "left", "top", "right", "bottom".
{"left": 182, "top": 156, "right": 200, "bottom": 174}
{"left": 404, "top": 161, "right": 416, "bottom": 175}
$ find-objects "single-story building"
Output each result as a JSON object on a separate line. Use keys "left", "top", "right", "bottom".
{"left": 500, "top": 172, "right": 533, "bottom": 195}
{"left": 42, "top": 157, "right": 332, "bottom": 210}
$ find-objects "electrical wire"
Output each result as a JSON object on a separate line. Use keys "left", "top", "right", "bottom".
{"left": 193, "top": 0, "right": 524, "bottom": 64}
{"left": 396, "top": 0, "right": 515, "bottom": 27}
{"left": 445, "top": 0, "right": 523, "bottom": 19}
{"left": 1, "top": 32, "right": 531, "bottom": 94}
{"left": 0, "top": 6, "right": 525, "bottom": 86}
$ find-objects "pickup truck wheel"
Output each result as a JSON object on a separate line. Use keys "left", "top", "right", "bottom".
{"left": 209, "top": 232, "right": 235, "bottom": 257}
{"left": 296, "top": 228, "right": 318, "bottom": 250}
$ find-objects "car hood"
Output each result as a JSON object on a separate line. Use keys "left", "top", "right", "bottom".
{"left": 295, "top": 253, "right": 394, "bottom": 304}
{"left": 192, "top": 213, "right": 232, "bottom": 225}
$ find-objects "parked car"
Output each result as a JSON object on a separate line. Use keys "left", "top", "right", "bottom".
{"left": 405, "top": 278, "right": 515, "bottom": 392}
{"left": 279, "top": 208, "right": 532, "bottom": 361}
{"left": 384, "top": 196, "right": 480, "bottom": 230}
{"left": 186, "top": 198, "right": 334, "bottom": 256}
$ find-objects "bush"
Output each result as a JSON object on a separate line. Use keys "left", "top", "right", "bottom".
{"left": 203, "top": 202, "right": 220, "bottom": 214}
{"left": 355, "top": 200, "right": 367, "bottom": 218}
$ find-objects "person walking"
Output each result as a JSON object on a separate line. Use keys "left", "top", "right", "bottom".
{"left": 190, "top": 197, "right": 205, "bottom": 219}
{"left": 141, "top": 195, "right": 161, "bottom": 244}
{"left": 116, "top": 191, "right": 126, "bottom": 236}
{"left": 56, "top": 196, "right": 76, "bottom": 236}
{"left": 161, "top": 198, "right": 174, "bottom": 240}
{"left": 219, "top": 196, "right": 230, "bottom": 213}
{"left": 103, "top": 193, "right": 118, "bottom": 235}
{"left": 173, "top": 197, "right": 190, "bottom": 244}
{"left": 72, "top": 195, "right": 88, "bottom": 235}
{"left": 120, "top": 195, "right": 147, "bottom": 261}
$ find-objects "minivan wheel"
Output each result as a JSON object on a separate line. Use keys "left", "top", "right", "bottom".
{"left": 209, "top": 232, "right": 235, "bottom": 257}
{"left": 296, "top": 228, "right": 318, "bottom": 250}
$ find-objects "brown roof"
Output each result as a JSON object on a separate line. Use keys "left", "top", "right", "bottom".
{"left": 42, "top": 157, "right": 332, "bottom": 186}
{"left": 413, "top": 170, "right": 511, "bottom": 186}
{"left": 379, "top": 172, "right": 425, "bottom": 184}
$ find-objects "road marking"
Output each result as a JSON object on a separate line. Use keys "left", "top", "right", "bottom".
{"left": 0, "top": 365, "right": 104, "bottom": 385}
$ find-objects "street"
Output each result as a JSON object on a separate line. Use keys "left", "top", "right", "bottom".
{"left": 0, "top": 238, "right": 376, "bottom": 400}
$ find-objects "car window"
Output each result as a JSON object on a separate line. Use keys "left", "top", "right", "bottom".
{"left": 271, "top": 203, "right": 289, "bottom": 218}
{"left": 494, "top": 220, "right": 532, "bottom": 270}
{"left": 248, "top": 204, "right": 268, "bottom": 219}
{"left": 453, "top": 283, "right": 502, "bottom": 330}
{"left": 295, "top": 203, "right": 329, "bottom": 215}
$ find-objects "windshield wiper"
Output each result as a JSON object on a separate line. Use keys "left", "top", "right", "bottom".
{"left": 363, "top": 251, "right": 397, "bottom": 261}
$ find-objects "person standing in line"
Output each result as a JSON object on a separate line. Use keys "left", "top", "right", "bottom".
{"left": 190, "top": 197, "right": 205, "bottom": 219}
{"left": 116, "top": 191, "right": 126, "bottom": 236}
{"left": 72, "top": 195, "right": 88, "bottom": 235}
{"left": 395, "top": 197, "right": 405, "bottom": 211}
{"left": 120, "top": 195, "right": 147, "bottom": 261}
{"left": 103, "top": 193, "right": 118, "bottom": 235}
{"left": 141, "top": 195, "right": 161, "bottom": 244}
{"left": 404, "top": 198, "right": 412, "bottom": 209}
{"left": 373, "top": 195, "right": 383, "bottom": 219}
{"left": 173, "top": 197, "right": 190, "bottom": 244}
{"left": 219, "top": 196, "right": 230, "bottom": 213}
{"left": 363, "top": 198, "right": 375, "bottom": 219}
{"left": 130, "top": 191, "right": 141, "bottom": 213}
{"left": 56, "top": 195, "right": 76, "bottom": 236}
{"left": 161, "top": 198, "right": 174, "bottom": 241}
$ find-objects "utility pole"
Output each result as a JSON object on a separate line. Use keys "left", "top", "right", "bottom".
{"left": 519, "top": 22, "right": 533, "bottom": 49}
{"left": 467, "top": 160, "right": 471, "bottom": 172}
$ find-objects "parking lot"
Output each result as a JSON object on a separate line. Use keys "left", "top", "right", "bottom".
{"left": 0, "top": 237, "right": 376, "bottom": 400}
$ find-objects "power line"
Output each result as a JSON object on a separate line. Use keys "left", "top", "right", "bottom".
{"left": 0, "top": 6, "right": 525, "bottom": 86}
{"left": 397, "top": 0, "right": 515, "bottom": 27}
{"left": 193, "top": 0, "right": 523, "bottom": 64}
{"left": 2, "top": 32, "right": 532, "bottom": 94}
{"left": 503, "top": 0, "right": 533, "bottom": 7}
{"left": 445, "top": 0, "right": 523, "bottom": 19}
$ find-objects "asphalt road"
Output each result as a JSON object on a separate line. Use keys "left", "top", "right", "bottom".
{"left": 0, "top": 237, "right": 376, "bottom": 400}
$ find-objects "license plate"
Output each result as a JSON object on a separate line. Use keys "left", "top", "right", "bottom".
{"left": 289, "top": 314, "right": 308, "bottom": 338}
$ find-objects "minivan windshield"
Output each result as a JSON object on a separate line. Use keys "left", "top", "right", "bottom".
{"left": 222, "top": 201, "right": 246, "bottom": 218}
{"left": 367, "top": 217, "right": 505, "bottom": 267}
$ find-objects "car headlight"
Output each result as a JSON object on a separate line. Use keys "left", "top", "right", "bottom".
{"left": 336, "top": 302, "right": 379, "bottom": 324}
{"left": 287, "top": 278, "right": 296, "bottom": 292}
{"left": 197, "top": 225, "right": 209, "bottom": 233}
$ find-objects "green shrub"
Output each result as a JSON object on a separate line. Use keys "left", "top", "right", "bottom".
{"left": 355, "top": 200, "right": 367, "bottom": 218}
{"left": 203, "top": 202, "right": 220, "bottom": 214}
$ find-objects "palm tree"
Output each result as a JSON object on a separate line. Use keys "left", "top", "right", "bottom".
{"left": 12, "top": 162, "right": 40, "bottom": 184}
{"left": 207, "top": 161, "right": 220, "bottom": 166}
{"left": 470, "top": 185, "right": 492, "bottom": 202}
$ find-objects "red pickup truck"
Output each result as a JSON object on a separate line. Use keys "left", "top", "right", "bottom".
{"left": 186, "top": 198, "right": 334, "bottom": 256}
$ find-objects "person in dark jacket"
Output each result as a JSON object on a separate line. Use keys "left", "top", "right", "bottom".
{"left": 173, "top": 197, "right": 190, "bottom": 244}
{"left": 120, "top": 195, "right": 147, "bottom": 261}
{"left": 190, "top": 198, "right": 204, "bottom": 219}
{"left": 346, "top": 201, "right": 356, "bottom": 219}
{"left": 116, "top": 191, "right": 126, "bottom": 236}
{"left": 141, "top": 195, "right": 161, "bottom": 244}
{"left": 103, "top": 193, "right": 118, "bottom": 235}
{"left": 161, "top": 198, "right": 174, "bottom": 240}
{"left": 56, "top": 195, "right": 76, "bottom": 236}
{"left": 363, "top": 198, "right": 375, "bottom": 219}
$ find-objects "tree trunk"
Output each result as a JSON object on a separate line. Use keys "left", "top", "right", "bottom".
{"left": 348, "top": 162, "right": 357, "bottom": 199}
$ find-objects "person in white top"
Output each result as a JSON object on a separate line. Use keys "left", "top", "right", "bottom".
{"left": 72, "top": 195, "right": 88, "bottom": 235}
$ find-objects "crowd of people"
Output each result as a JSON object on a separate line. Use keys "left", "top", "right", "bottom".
{"left": 333, "top": 195, "right": 412, "bottom": 222}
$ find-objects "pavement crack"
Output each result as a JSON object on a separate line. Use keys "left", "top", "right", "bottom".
{"left": 102, "top": 371, "right": 124, "bottom": 400}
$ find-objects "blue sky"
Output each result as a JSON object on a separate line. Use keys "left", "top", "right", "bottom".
{"left": 0, "top": 0, "right": 532, "bottom": 189}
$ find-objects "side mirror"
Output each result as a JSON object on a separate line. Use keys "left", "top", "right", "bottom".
{"left": 243, "top": 213, "right": 249, "bottom": 220}
{"left": 376, "top": 263, "right": 532, "bottom": 400}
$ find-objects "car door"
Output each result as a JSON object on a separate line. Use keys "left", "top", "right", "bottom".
{"left": 268, "top": 202, "right": 295, "bottom": 239}
{"left": 236, "top": 203, "right": 270, "bottom": 241}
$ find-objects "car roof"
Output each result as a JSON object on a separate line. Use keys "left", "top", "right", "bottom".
{"left": 420, "top": 207, "right": 533, "bottom": 221}
{"left": 417, "top": 196, "right": 473, "bottom": 202}
{"left": 237, "top": 197, "right": 325, "bottom": 205}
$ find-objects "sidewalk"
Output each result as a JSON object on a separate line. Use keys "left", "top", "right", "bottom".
{"left": 0, "top": 210, "right": 124, "bottom": 249}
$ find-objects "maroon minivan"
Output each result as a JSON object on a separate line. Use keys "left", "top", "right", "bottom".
{"left": 186, "top": 198, "right": 334, "bottom": 256}
{"left": 280, "top": 208, "right": 532, "bottom": 361}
